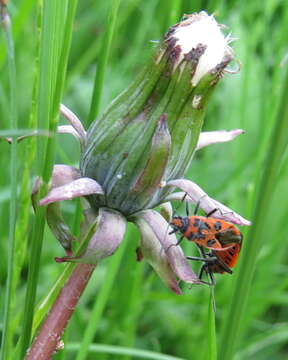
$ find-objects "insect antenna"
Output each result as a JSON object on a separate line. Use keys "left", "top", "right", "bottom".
{"left": 182, "top": 193, "right": 200, "bottom": 216}
{"left": 194, "top": 200, "right": 200, "bottom": 215}
{"left": 173, "top": 192, "right": 188, "bottom": 218}
{"left": 166, "top": 192, "right": 190, "bottom": 251}
{"left": 183, "top": 192, "right": 229, "bottom": 220}
{"left": 206, "top": 208, "right": 218, "bottom": 217}
{"left": 186, "top": 199, "right": 189, "bottom": 216}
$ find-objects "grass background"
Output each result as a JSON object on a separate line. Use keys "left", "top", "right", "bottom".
{"left": 1, "top": 0, "right": 288, "bottom": 359}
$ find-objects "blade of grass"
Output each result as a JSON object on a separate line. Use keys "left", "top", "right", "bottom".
{"left": 69, "top": 343, "right": 185, "bottom": 360}
{"left": 0, "top": 0, "right": 35, "bottom": 68}
{"left": 87, "top": 0, "right": 121, "bottom": 125}
{"left": 207, "top": 288, "right": 217, "bottom": 360}
{"left": 235, "top": 324, "right": 288, "bottom": 360}
{"left": 0, "top": 4, "right": 18, "bottom": 360}
{"left": 219, "top": 67, "right": 288, "bottom": 360}
{"left": 19, "top": 1, "right": 71, "bottom": 357}
{"left": 118, "top": 249, "right": 144, "bottom": 360}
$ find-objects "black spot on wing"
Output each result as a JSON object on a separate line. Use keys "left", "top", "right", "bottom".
{"left": 188, "top": 233, "right": 196, "bottom": 240}
{"left": 198, "top": 221, "right": 210, "bottom": 231}
{"left": 198, "top": 233, "right": 206, "bottom": 239}
{"left": 188, "top": 232, "right": 206, "bottom": 240}
{"left": 214, "top": 221, "right": 222, "bottom": 231}
{"left": 207, "top": 239, "right": 216, "bottom": 247}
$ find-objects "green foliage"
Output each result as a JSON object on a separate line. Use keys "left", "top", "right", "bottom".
{"left": 1, "top": 0, "right": 288, "bottom": 359}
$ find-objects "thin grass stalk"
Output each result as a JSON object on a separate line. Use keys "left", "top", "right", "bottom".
{"left": 19, "top": 207, "right": 46, "bottom": 359}
{"left": 8, "top": 5, "right": 42, "bottom": 353}
{"left": 69, "top": 343, "right": 185, "bottom": 360}
{"left": 19, "top": 1, "right": 68, "bottom": 357}
{"left": 207, "top": 289, "right": 217, "bottom": 360}
{"left": 0, "top": 3, "right": 18, "bottom": 359}
{"left": 87, "top": 0, "right": 121, "bottom": 125}
{"left": 120, "top": 261, "right": 144, "bottom": 360}
{"left": 41, "top": 0, "right": 79, "bottom": 182}
{"left": 219, "top": 68, "right": 288, "bottom": 360}
{"left": 75, "top": 238, "right": 128, "bottom": 360}
{"left": 0, "top": 0, "right": 35, "bottom": 68}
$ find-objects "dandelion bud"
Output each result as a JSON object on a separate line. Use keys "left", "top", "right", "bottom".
{"left": 80, "top": 11, "right": 233, "bottom": 216}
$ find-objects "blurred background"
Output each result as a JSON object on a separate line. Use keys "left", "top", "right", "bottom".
{"left": 1, "top": 0, "right": 288, "bottom": 359}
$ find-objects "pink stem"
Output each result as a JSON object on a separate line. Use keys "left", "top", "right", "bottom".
{"left": 25, "top": 263, "right": 95, "bottom": 360}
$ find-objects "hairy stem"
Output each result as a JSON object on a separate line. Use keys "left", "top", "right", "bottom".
{"left": 25, "top": 264, "right": 95, "bottom": 360}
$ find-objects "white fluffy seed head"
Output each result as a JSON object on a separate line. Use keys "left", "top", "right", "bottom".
{"left": 169, "top": 11, "right": 232, "bottom": 86}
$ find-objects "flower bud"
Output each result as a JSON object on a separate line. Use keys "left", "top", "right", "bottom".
{"left": 80, "top": 11, "right": 233, "bottom": 216}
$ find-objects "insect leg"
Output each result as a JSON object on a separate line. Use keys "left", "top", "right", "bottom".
{"left": 213, "top": 252, "right": 233, "bottom": 274}
{"left": 186, "top": 256, "right": 218, "bottom": 263}
{"left": 207, "top": 268, "right": 216, "bottom": 286}
{"left": 176, "top": 235, "right": 184, "bottom": 246}
{"left": 187, "top": 245, "right": 216, "bottom": 286}
{"left": 197, "top": 264, "right": 213, "bottom": 286}
{"left": 196, "top": 245, "right": 216, "bottom": 286}
{"left": 167, "top": 235, "right": 185, "bottom": 252}
{"left": 201, "top": 263, "right": 216, "bottom": 286}
{"left": 197, "top": 244, "right": 207, "bottom": 258}
{"left": 199, "top": 263, "right": 207, "bottom": 280}
{"left": 168, "top": 228, "right": 178, "bottom": 235}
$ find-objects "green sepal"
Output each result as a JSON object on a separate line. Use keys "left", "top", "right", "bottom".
{"left": 55, "top": 208, "right": 126, "bottom": 265}
{"left": 80, "top": 53, "right": 169, "bottom": 185}
{"left": 46, "top": 202, "right": 75, "bottom": 255}
{"left": 105, "top": 64, "right": 182, "bottom": 214}
{"left": 131, "top": 114, "right": 171, "bottom": 206}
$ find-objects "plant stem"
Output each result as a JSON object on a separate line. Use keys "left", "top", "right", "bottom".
{"left": 25, "top": 263, "right": 95, "bottom": 360}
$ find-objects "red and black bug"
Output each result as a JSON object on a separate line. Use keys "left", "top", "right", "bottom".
{"left": 169, "top": 200, "right": 243, "bottom": 285}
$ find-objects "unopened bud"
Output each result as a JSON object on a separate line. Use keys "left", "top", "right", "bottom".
{"left": 81, "top": 11, "right": 234, "bottom": 215}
